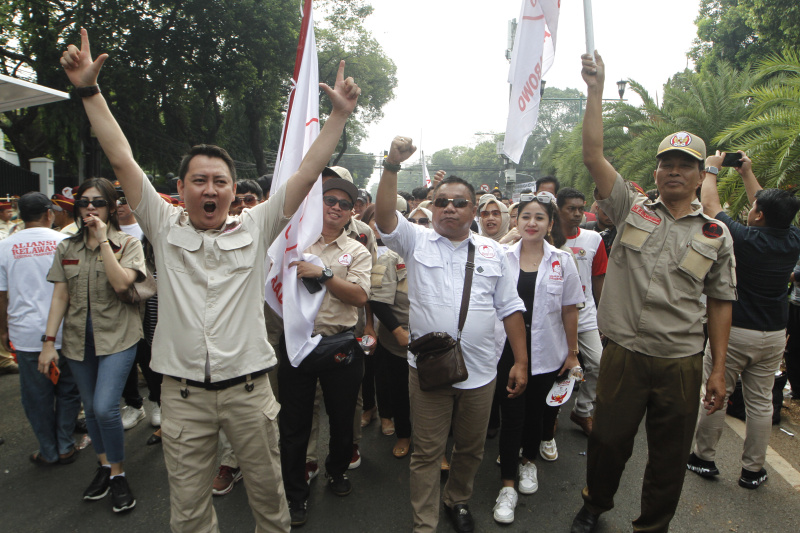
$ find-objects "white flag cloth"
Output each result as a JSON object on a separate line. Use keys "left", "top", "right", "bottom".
{"left": 502, "top": 0, "right": 560, "bottom": 164}
{"left": 421, "top": 150, "right": 431, "bottom": 188}
{"left": 265, "top": 0, "right": 325, "bottom": 366}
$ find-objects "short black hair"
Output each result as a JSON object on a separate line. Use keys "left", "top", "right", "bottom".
{"left": 536, "top": 176, "right": 560, "bottom": 193}
{"left": 433, "top": 175, "right": 476, "bottom": 205}
{"left": 411, "top": 187, "right": 429, "bottom": 200}
{"left": 256, "top": 175, "right": 272, "bottom": 195}
{"left": 753, "top": 188, "right": 800, "bottom": 229}
{"left": 178, "top": 144, "right": 237, "bottom": 183}
{"left": 236, "top": 179, "right": 264, "bottom": 201}
{"left": 556, "top": 187, "right": 585, "bottom": 208}
{"left": 398, "top": 190, "right": 413, "bottom": 203}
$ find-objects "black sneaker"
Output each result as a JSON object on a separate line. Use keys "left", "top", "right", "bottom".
{"left": 289, "top": 500, "right": 308, "bottom": 527}
{"left": 110, "top": 476, "right": 136, "bottom": 512}
{"left": 686, "top": 452, "right": 720, "bottom": 478}
{"left": 327, "top": 473, "right": 352, "bottom": 496}
{"left": 738, "top": 467, "right": 767, "bottom": 489}
{"left": 83, "top": 464, "right": 111, "bottom": 500}
{"left": 444, "top": 503, "right": 475, "bottom": 533}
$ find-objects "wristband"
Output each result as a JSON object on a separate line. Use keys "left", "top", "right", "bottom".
{"left": 100, "top": 239, "right": 109, "bottom": 245}
{"left": 71, "top": 85, "right": 101, "bottom": 99}
{"left": 382, "top": 160, "right": 401, "bottom": 173}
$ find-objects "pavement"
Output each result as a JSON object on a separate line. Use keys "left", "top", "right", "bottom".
{"left": 1, "top": 373, "right": 799, "bottom": 533}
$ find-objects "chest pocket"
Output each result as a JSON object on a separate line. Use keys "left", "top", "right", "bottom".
{"left": 93, "top": 259, "right": 115, "bottom": 302}
{"left": 617, "top": 209, "right": 659, "bottom": 269}
{"left": 166, "top": 226, "right": 202, "bottom": 274}
{"left": 63, "top": 263, "right": 81, "bottom": 300}
{"left": 545, "top": 281, "right": 564, "bottom": 313}
{"left": 396, "top": 266, "right": 409, "bottom": 296}
{"left": 217, "top": 230, "right": 255, "bottom": 274}
{"left": 675, "top": 235, "right": 719, "bottom": 296}
{"left": 471, "top": 259, "right": 502, "bottom": 308}
{"left": 414, "top": 251, "right": 444, "bottom": 304}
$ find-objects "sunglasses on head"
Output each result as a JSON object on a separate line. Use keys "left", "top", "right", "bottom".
{"left": 117, "top": 197, "right": 127, "bottom": 205}
{"left": 75, "top": 198, "right": 109, "bottom": 208}
{"left": 408, "top": 217, "right": 430, "bottom": 225}
{"left": 433, "top": 197, "right": 471, "bottom": 208}
{"left": 323, "top": 195, "right": 354, "bottom": 211}
{"left": 231, "top": 194, "right": 258, "bottom": 207}
{"left": 519, "top": 191, "right": 555, "bottom": 204}
{"left": 480, "top": 210, "right": 502, "bottom": 218}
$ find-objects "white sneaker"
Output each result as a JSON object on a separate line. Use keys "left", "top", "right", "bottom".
{"left": 539, "top": 439, "right": 558, "bottom": 461}
{"left": 121, "top": 406, "right": 146, "bottom": 430}
{"left": 493, "top": 487, "right": 518, "bottom": 524}
{"left": 150, "top": 404, "right": 161, "bottom": 427}
{"left": 518, "top": 462, "right": 538, "bottom": 494}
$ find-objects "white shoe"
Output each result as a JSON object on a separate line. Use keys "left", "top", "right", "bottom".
{"left": 150, "top": 404, "right": 161, "bottom": 427}
{"left": 493, "top": 487, "right": 518, "bottom": 524}
{"left": 539, "top": 439, "right": 558, "bottom": 461}
{"left": 518, "top": 462, "right": 538, "bottom": 494}
{"left": 121, "top": 406, "right": 146, "bottom": 430}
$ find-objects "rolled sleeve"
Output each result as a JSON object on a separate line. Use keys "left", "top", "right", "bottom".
{"left": 119, "top": 236, "right": 147, "bottom": 281}
{"left": 346, "top": 246, "right": 373, "bottom": 296}
{"left": 493, "top": 253, "right": 526, "bottom": 320}
{"left": 132, "top": 172, "right": 179, "bottom": 240}
{"left": 595, "top": 174, "right": 637, "bottom": 227}
{"left": 703, "top": 225, "right": 738, "bottom": 301}
{"left": 379, "top": 212, "right": 417, "bottom": 259}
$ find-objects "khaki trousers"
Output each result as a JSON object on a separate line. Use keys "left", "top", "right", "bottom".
{"left": 573, "top": 328, "right": 604, "bottom": 417}
{"left": 693, "top": 326, "right": 784, "bottom": 472}
{"left": 582, "top": 341, "right": 702, "bottom": 533}
{"left": 408, "top": 368, "right": 495, "bottom": 533}
{"left": 161, "top": 375, "right": 290, "bottom": 533}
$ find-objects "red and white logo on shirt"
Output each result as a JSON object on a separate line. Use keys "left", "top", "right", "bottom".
{"left": 478, "top": 245, "right": 495, "bottom": 259}
{"left": 338, "top": 253, "right": 352, "bottom": 266}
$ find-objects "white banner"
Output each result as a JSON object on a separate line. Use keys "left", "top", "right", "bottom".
{"left": 502, "top": 0, "right": 560, "bottom": 164}
{"left": 421, "top": 150, "right": 431, "bottom": 188}
{"left": 265, "top": 0, "right": 326, "bottom": 366}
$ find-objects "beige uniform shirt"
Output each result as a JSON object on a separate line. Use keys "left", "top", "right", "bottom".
{"left": 370, "top": 249, "right": 410, "bottom": 357}
{"left": 596, "top": 174, "right": 737, "bottom": 358}
{"left": 306, "top": 229, "right": 372, "bottom": 337}
{"left": 47, "top": 226, "right": 146, "bottom": 360}
{"left": 133, "top": 177, "right": 290, "bottom": 382}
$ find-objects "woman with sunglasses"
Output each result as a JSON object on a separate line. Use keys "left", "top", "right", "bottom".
{"left": 40, "top": 177, "right": 146, "bottom": 513}
{"left": 407, "top": 206, "right": 432, "bottom": 229}
{"left": 491, "top": 193, "right": 584, "bottom": 524}
{"left": 477, "top": 195, "right": 510, "bottom": 242}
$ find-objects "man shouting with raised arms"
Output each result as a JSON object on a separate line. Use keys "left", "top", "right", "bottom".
{"left": 61, "top": 28, "right": 360, "bottom": 533}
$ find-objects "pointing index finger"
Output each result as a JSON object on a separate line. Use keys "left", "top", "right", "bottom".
{"left": 336, "top": 60, "right": 346, "bottom": 86}
{"left": 80, "top": 28, "right": 91, "bottom": 58}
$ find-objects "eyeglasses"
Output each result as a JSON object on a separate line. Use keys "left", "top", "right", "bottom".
{"left": 117, "top": 197, "right": 127, "bottom": 205}
{"left": 480, "top": 210, "right": 502, "bottom": 218}
{"left": 75, "top": 198, "right": 109, "bottom": 208}
{"left": 323, "top": 195, "right": 354, "bottom": 211}
{"left": 519, "top": 191, "right": 555, "bottom": 204}
{"left": 231, "top": 194, "right": 259, "bottom": 207}
{"left": 408, "top": 217, "right": 430, "bottom": 225}
{"left": 433, "top": 197, "right": 471, "bottom": 208}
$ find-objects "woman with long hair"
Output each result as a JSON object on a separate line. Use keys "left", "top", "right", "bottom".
{"left": 40, "top": 177, "right": 145, "bottom": 513}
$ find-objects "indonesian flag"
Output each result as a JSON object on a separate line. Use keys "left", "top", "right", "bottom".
{"left": 265, "top": 0, "right": 326, "bottom": 365}
{"left": 421, "top": 150, "right": 431, "bottom": 188}
{"left": 502, "top": 0, "right": 560, "bottom": 164}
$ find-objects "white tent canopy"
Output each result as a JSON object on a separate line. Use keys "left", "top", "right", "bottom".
{"left": 0, "top": 73, "right": 68, "bottom": 113}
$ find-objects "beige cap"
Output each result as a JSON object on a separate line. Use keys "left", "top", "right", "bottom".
{"left": 323, "top": 166, "right": 354, "bottom": 183}
{"left": 656, "top": 131, "right": 706, "bottom": 161}
{"left": 396, "top": 195, "right": 408, "bottom": 214}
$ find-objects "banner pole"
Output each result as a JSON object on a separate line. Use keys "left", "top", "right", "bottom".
{"left": 583, "top": 0, "right": 594, "bottom": 55}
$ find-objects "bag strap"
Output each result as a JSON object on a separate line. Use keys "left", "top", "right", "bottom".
{"left": 457, "top": 241, "right": 475, "bottom": 341}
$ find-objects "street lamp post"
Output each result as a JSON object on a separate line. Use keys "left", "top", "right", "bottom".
{"left": 617, "top": 79, "right": 628, "bottom": 100}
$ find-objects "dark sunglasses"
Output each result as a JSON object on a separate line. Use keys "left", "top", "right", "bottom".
{"left": 323, "top": 195, "right": 354, "bottom": 211}
{"left": 75, "top": 198, "right": 109, "bottom": 208}
{"left": 408, "top": 217, "right": 430, "bottom": 225}
{"left": 231, "top": 194, "right": 259, "bottom": 207}
{"left": 480, "top": 210, "right": 502, "bottom": 218}
{"left": 433, "top": 197, "right": 471, "bottom": 208}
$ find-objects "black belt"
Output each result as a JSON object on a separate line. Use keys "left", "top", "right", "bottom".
{"left": 169, "top": 368, "right": 269, "bottom": 391}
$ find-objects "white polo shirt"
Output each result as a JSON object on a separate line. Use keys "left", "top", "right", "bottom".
{"left": 565, "top": 228, "right": 607, "bottom": 333}
{"left": 381, "top": 213, "right": 525, "bottom": 389}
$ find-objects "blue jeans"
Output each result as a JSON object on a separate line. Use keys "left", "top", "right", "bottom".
{"left": 69, "top": 316, "right": 138, "bottom": 464}
{"left": 17, "top": 350, "right": 81, "bottom": 463}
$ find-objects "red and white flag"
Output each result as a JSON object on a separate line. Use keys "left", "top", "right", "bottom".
{"left": 502, "top": 0, "right": 560, "bottom": 164}
{"left": 421, "top": 150, "right": 431, "bottom": 188}
{"left": 265, "top": 0, "right": 326, "bottom": 365}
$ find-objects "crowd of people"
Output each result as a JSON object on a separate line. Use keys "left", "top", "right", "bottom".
{"left": 1, "top": 32, "right": 799, "bottom": 533}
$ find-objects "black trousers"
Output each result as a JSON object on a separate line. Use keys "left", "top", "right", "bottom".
{"left": 787, "top": 304, "right": 800, "bottom": 396}
{"left": 278, "top": 335, "right": 364, "bottom": 505}
{"left": 373, "top": 342, "right": 410, "bottom": 438}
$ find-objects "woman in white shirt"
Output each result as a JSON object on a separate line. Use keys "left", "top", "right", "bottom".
{"left": 492, "top": 192, "right": 584, "bottom": 524}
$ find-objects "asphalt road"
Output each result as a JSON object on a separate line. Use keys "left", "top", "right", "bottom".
{"left": 1, "top": 373, "right": 799, "bottom": 533}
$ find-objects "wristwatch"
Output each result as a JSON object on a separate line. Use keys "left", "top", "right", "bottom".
{"left": 71, "top": 85, "right": 101, "bottom": 99}
{"left": 41, "top": 335, "right": 56, "bottom": 343}
{"left": 704, "top": 166, "right": 719, "bottom": 175}
{"left": 318, "top": 266, "right": 334, "bottom": 284}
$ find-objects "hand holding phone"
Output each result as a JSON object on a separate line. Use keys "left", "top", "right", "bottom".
{"left": 49, "top": 361, "right": 61, "bottom": 385}
{"left": 721, "top": 152, "right": 743, "bottom": 168}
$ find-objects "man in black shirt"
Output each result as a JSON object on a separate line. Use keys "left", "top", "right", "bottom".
{"left": 689, "top": 151, "right": 800, "bottom": 489}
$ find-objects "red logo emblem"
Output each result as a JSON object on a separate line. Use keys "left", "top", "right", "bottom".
{"left": 631, "top": 204, "right": 662, "bottom": 225}
{"left": 670, "top": 132, "right": 692, "bottom": 147}
{"left": 702, "top": 222, "right": 723, "bottom": 239}
{"left": 478, "top": 245, "right": 495, "bottom": 258}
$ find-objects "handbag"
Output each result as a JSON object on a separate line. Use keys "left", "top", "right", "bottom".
{"left": 117, "top": 236, "right": 157, "bottom": 304}
{"left": 408, "top": 241, "right": 474, "bottom": 391}
{"left": 299, "top": 330, "right": 364, "bottom": 373}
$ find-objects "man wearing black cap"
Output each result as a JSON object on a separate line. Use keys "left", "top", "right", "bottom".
{"left": 277, "top": 175, "right": 372, "bottom": 526}
{"left": 0, "top": 192, "right": 81, "bottom": 461}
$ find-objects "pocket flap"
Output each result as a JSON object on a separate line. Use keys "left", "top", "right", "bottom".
{"left": 690, "top": 238, "right": 718, "bottom": 260}
{"left": 160, "top": 418, "right": 183, "bottom": 440}
{"left": 167, "top": 226, "right": 202, "bottom": 251}
{"left": 415, "top": 252, "right": 443, "bottom": 269}
{"left": 546, "top": 283, "right": 564, "bottom": 295}
{"left": 262, "top": 394, "right": 280, "bottom": 421}
{"left": 475, "top": 261, "right": 501, "bottom": 277}
{"left": 217, "top": 230, "right": 254, "bottom": 251}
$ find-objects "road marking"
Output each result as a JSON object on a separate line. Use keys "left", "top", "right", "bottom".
{"left": 725, "top": 415, "right": 800, "bottom": 491}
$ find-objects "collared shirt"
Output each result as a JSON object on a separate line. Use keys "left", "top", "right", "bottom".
{"left": 47, "top": 226, "right": 146, "bottom": 360}
{"left": 370, "top": 249, "right": 410, "bottom": 357}
{"left": 133, "top": 175, "right": 290, "bottom": 382}
{"left": 306, "top": 229, "right": 372, "bottom": 337}
{"left": 381, "top": 212, "right": 525, "bottom": 389}
{"left": 505, "top": 240, "right": 585, "bottom": 374}
{"left": 596, "top": 174, "right": 737, "bottom": 358}
{"left": 565, "top": 228, "right": 607, "bottom": 333}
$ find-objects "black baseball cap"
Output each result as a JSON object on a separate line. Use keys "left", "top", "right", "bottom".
{"left": 18, "top": 192, "right": 62, "bottom": 219}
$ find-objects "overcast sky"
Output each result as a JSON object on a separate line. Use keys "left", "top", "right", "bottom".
{"left": 355, "top": 0, "right": 701, "bottom": 159}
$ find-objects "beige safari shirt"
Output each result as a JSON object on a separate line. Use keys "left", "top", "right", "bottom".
{"left": 306, "top": 229, "right": 372, "bottom": 337}
{"left": 47, "top": 226, "right": 146, "bottom": 360}
{"left": 596, "top": 174, "right": 737, "bottom": 358}
{"left": 370, "top": 249, "right": 410, "bottom": 358}
{"left": 133, "top": 177, "right": 290, "bottom": 382}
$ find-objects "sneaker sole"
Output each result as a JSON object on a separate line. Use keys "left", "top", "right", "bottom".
{"left": 738, "top": 476, "right": 767, "bottom": 489}
{"left": 113, "top": 499, "right": 137, "bottom": 513}
{"left": 122, "top": 412, "right": 146, "bottom": 431}
{"left": 348, "top": 458, "right": 361, "bottom": 470}
{"left": 540, "top": 451, "right": 558, "bottom": 462}
{"left": 493, "top": 512, "right": 515, "bottom": 524}
{"left": 83, "top": 487, "right": 110, "bottom": 501}
{"left": 212, "top": 471, "right": 243, "bottom": 496}
{"left": 306, "top": 470, "right": 319, "bottom": 484}
{"left": 518, "top": 485, "right": 538, "bottom": 495}
{"left": 687, "top": 464, "right": 719, "bottom": 478}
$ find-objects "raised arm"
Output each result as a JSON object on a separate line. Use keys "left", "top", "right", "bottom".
{"left": 581, "top": 52, "right": 617, "bottom": 200}
{"left": 283, "top": 61, "right": 361, "bottom": 218}
{"left": 375, "top": 136, "right": 416, "bottom": 234}
{"left": 702, "top": 151, "right": 725, "bottom": 217}
{"left": 734, "top": 152, "right": 760, "bottom": 205}
{"left": 61, "top": 29, "right": 144, "bottom": 209}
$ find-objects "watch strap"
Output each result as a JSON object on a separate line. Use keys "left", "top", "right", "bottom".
{"left": 382, "top": 160, "right": 401, "bottom": 173}
{"left": 41, "top": 335, "right": 56, "bottom": 343}
{"left": 71, "top": 85, "right": 101, "bottom": 99}
{"left": 705, "top": 166, "right": 719, "bottom": 175}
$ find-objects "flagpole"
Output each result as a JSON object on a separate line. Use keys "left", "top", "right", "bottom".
{"left": 583, "top": 0, "right": 594, "bottom": 54}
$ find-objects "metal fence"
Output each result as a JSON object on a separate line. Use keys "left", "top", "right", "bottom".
{"left": 0, "top": 158, "right": 40, "bottom": 196}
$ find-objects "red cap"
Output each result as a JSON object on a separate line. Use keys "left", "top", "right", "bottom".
{"left": 51, "top": 194, "right": 74, "bottom": 214}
